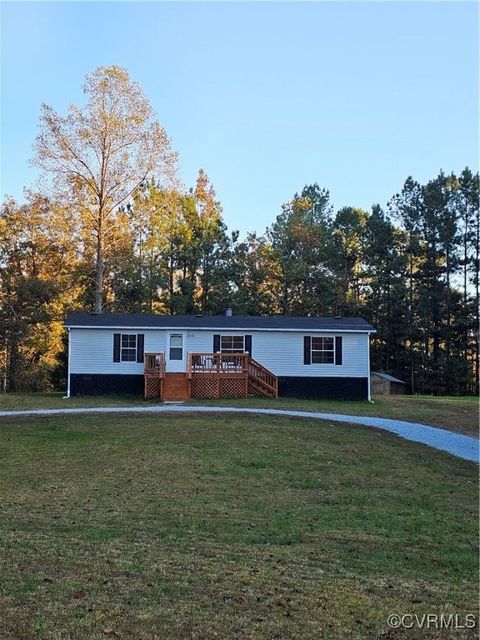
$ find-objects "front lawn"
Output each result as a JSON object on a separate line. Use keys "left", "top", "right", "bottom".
{"left": 0, "top": 413, "right": 477, "bottom": 639}
{"left": 0, "top": 392, "right": 148, "bottom": 411}
{"left": 1, "top": 392, "right": 477, "bottom": 436}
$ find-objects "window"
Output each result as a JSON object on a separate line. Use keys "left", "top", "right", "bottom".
{"left": 220, "top": 335, "right": 245, "bottom": 353}
{"left": 311, "top": 336, "right": 334, "bottom": 364}
{"left": 169, "top": 333, "right": 183, "bottom": 360}
{"left": 121, "top": 334, "right": 137, "bottom": 362}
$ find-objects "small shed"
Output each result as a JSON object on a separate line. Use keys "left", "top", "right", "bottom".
{"left": 371, "top": 371, "right": 405, "bottom": 395}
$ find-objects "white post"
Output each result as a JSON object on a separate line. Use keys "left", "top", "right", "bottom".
{"left": 367, "top": 331, "right": 372, "bottom": 402}
{"left": 64, "top": 328, "right": 71, "bottom": 399}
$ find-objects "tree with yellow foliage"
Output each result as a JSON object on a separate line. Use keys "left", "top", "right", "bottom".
{"left": 33, "top": 65, "right": 177, "bottom": 312}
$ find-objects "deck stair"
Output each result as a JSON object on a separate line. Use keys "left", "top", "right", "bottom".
{"left": 247, "top": 357, "right": 278, "bottom": 398}
{"left": 163, "top": 373, "right": 190, "bottom": 401}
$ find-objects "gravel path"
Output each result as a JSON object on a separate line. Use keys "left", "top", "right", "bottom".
{"left": 0, "top": 405, "right": 478, "bottom": 463}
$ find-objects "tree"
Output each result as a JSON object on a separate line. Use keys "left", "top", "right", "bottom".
{"left": 125, "top": 180, "right": 190, "bottom": 314}
{"left": 331, "top": 207, "right": 368, "bottom": 315}
{"left": 268, "top": 184, "right": 334, "bottom": 315}
{"left": 362, "top": 204, "right": 408, "bottom": 376}
{"left": 0, "top": 194, "right": 79, "bottom": 391}
{"left": 33, "top": 65, "right": 177, "bottom": 312}
{"left": 191, "top": 170, "right": 232, "bottom": 314}
{"left": 122, "top": 170, "right": 232, "bottom": 315}
{"left": 389, "top": 178, "right": 425, "bottom": 392}
{"left": 455, "top": 168, "right": 480, "bottom": 393}
{"left": 231, "top": 233, "right": 281, "bottom": 315}
{"left": 389, "top": 171, "right": 475, "bottom": 395}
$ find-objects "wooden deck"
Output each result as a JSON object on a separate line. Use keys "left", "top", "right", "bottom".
{"left": 143, "top": 352, "right": 278, "bottom": 400}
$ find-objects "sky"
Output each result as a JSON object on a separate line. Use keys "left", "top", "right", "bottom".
{"left": 1, "top": 1, "right": 478, "bottom": 236}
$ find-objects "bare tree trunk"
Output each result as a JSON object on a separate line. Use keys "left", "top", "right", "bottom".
{"left": 475, "top": 214, "right": 480, "bottom": 395}
{"left": 2, "top": 340, "right": 7, "bottom": 393}
{"left": 138, "top": 227, "right": 143, "bottom": 313}
{"left": 445, "top": 246, "right": 451, "bottom": 365}
{"left": 282, "top": 271, "right": 289, "bottom": 315}
{"left": 408, "top": 242, "right": 415, "bottom": 394}
{"left": 94, "top": 229, "right": 104, "bottom": 313}
{"left": 463, "top": 212, "right": 468, "bottom": 307}
{"left": 168, "top": 255, "right": 174, "bottom": 315}
{"left": 149, "top": 252, "right": 154, "bottom": 313}
{"left": 462, "top": 212, "right": 469, "bottom": 390}
{"left": 201, "top": 254, "right": 208, "bottom": 314}
{"left": 385, "top": 278, "right": 391, "bottom": 370}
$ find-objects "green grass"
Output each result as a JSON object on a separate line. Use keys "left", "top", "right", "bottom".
{"left": 0, "top": 413, "right": 477, "bottom": 639}
{"left": 0, "top": 392, "right": 152, "bottom": 410}
{"left": 1, "top": 392, "right": 478, "bottom": 436}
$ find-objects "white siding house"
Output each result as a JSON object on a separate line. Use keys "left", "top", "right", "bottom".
{"left": 70, "top": 328, "right": 369, "bottom": 378}
{"left": 65, "top": 312, "right": 375, "bottom": 400}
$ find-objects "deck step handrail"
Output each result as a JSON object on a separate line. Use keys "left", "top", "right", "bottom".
{"left": 248, "top": 357, "right": 278, "bottom": 397}
{"left": 144, "top": 352, "right": 166, "bottom": 377}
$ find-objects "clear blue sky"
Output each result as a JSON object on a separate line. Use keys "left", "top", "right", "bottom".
{"left": 1, "top": 1, "right": 478, "bottom": 236}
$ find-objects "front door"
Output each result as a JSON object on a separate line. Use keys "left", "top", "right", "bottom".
{"left": 166, "top": 332, "right": 186, "bottom": 372}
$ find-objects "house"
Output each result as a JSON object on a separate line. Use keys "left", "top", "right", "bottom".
{"left": 371, "top": 371, "right": 406, "bottom": 395}
{"left": 64, "top": 310, "right": 375, "bottom": 401}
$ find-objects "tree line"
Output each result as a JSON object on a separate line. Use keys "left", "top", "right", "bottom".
{"left": 1, "top": 66, "right": 478, "bottom": 395}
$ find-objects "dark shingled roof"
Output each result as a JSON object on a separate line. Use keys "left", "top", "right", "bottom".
{"left": 65, "top": 312, "right": 375, "bottom": 332}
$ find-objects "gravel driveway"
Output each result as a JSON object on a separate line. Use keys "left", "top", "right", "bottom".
{"left": 0, "top": 405, "right": 478, "bottom": 462}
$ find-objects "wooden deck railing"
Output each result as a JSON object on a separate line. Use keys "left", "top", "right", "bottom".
{"left": 188, "top": 352, "right": 249, "bottom": 377}
{"left": 144, "top": 352, "right": 166, "bottom": 377}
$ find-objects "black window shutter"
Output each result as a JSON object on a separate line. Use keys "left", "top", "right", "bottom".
{"left": 136, "top": 334, "right": 144, "bottom": 363}
{"left": 335, "top": 336, "right": 343, "bottom": 365}
{"left": 304, "top": 336, "right": 311, "bottom": 365}
{"left": 213, "top": 334, "right": 220, "bottom": 352}
{"left": 245, "top": 335, "right": 252, "bottom": 356}
{"left": 113, "top": 333, "right": 121, "bottom": 362}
